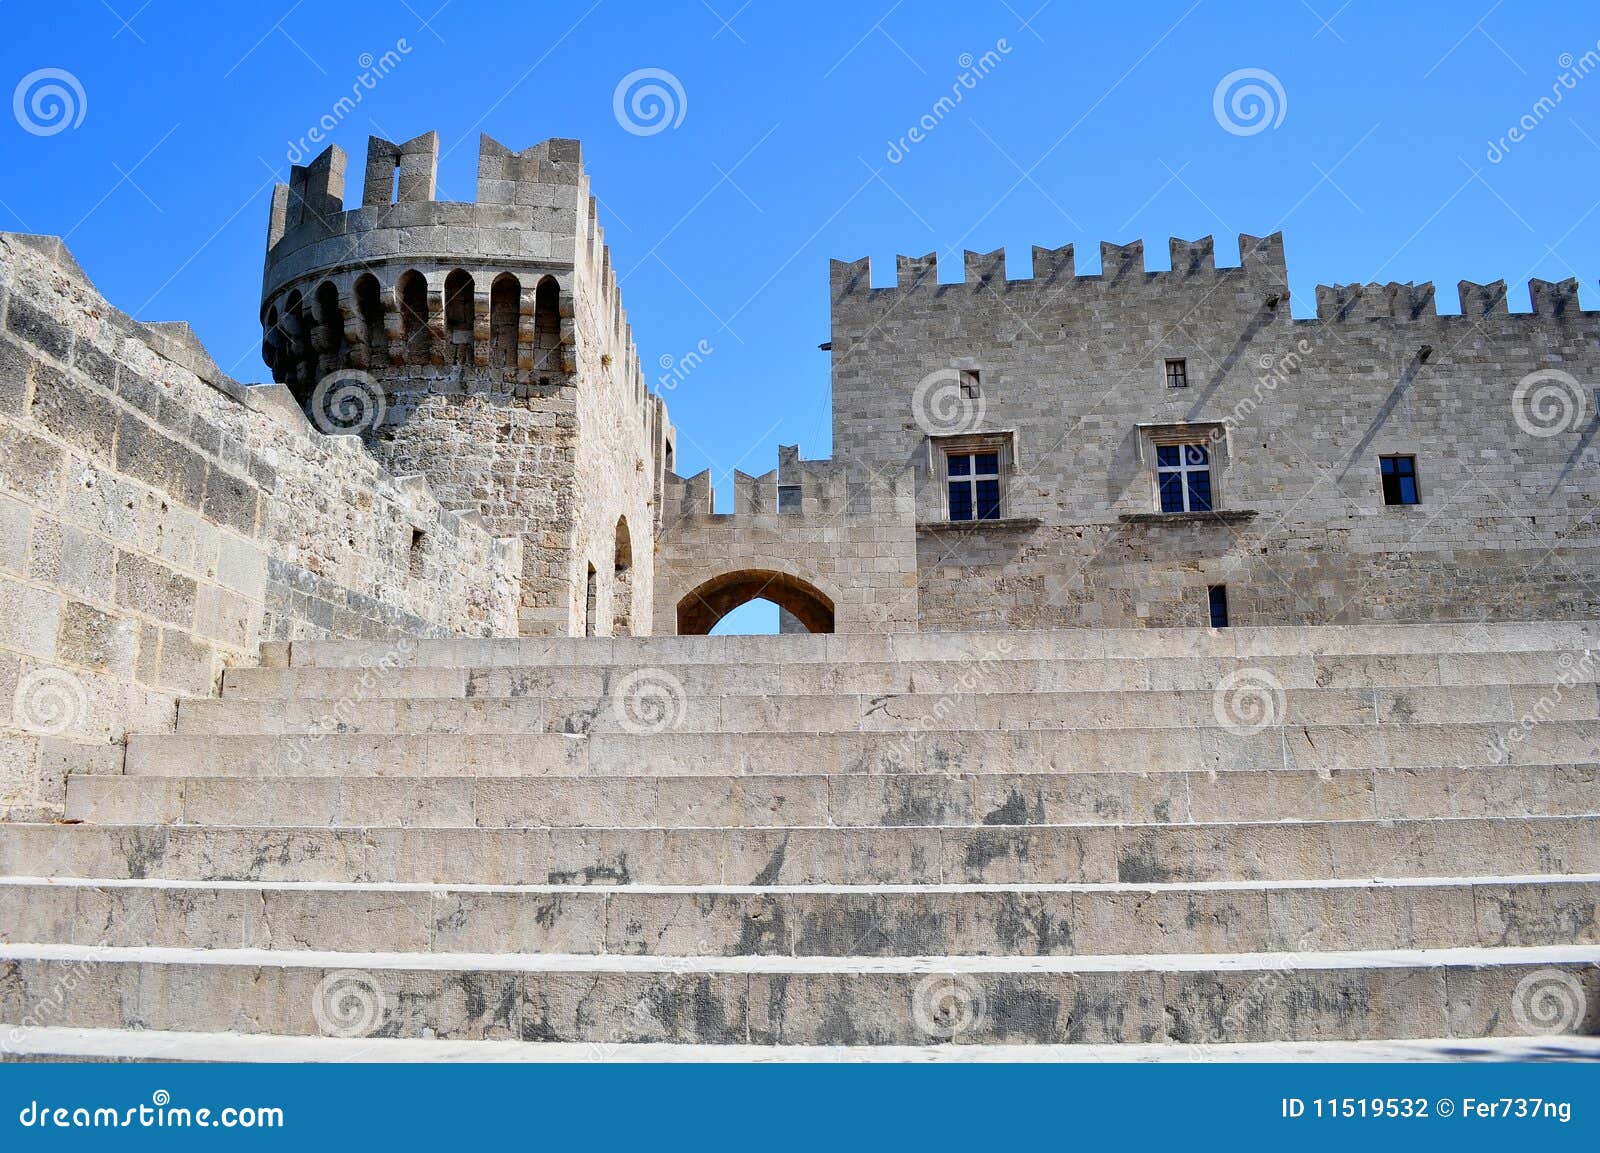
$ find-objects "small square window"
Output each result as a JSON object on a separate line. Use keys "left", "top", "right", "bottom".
{"left": 1208, "top": 584, "right": 1230, "bottom": 628}
{"left": 777, "top": 484, "right": 802, "bottom": 514}
{"left": 1380, "top": 455, "right": 1419, "bottom": 505}
{"left": 959, "top": 369, "right": 981, "bottom": 399}
{"left": 1156, "top": 442, "right": 1212, "bottom": 513}
{"left": 945, "top": 448, "right": 1003, "bottom": 521}
{"left": 1165, "top": 358, "right": 1188, "bottom": 388}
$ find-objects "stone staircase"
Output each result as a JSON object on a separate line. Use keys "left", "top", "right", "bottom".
{"left": 4, "top": 622, "right": 1600, "bottom": 1058}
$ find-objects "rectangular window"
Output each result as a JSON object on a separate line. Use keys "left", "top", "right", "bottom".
{"left": 946, "top": 450, "right": 1002, "bottom": 521}
{"left": 1208, "top": 584, "right": 1229, "bottom": 628}
{"left": 1156, "top": 443, "right": 1213, "bottom": 513}
{"left": 1165, "top": 358, "right": 1188, "bottom": 388}
{"left": 959, "top": 369, "right": 981, "bottom": 399}
{"left": 777, "top": 484, "right": 802, "bottom": 514}
{"left": 1380, "top": 455, "right": 1419, "bottom": 505}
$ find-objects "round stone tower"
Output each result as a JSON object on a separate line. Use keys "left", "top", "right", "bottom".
{"left": 260, "top": 131, "right": 675, "bottom": 637}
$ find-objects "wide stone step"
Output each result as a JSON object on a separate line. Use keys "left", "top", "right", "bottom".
{"left": 282, "top": 619, "right": 1600, "bottom": 669}
{"left": 221, "top": 650, "right": 1600, "bottom": 700}
{"left": 3, "top": 876, "right": 1595, "bottom": 957}
{"left": 2, "top": 943, "right": 1596, "bottom": 1044}
{"left": 4, "top": 817, "right": 1596, "bottom": 885}
{"left": 174, "top": 684, "right": 1600, "bottom": 736}
{"left": 64, "top": 765, "right": 1600, "bottom": 828}
{"left": 9, "top": 1025, "right": 1600, "bottom": 1062}
{"left": 122, "top": 722, "right": 1600, "bottom": 778}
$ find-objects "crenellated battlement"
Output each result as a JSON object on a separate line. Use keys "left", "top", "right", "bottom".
{"left": 1313, "top": 277, "right": 1585, "bottom": 321}
{"left": 830, "top": 231, "right": 1591, "bottom": 322}
{"left": 831, "top": 233, "right": 1289, "bottom": 298}
{"left": 662, "top": 449, "right": 914, "bottom": 524}
{"left": 259, "top": 130, "right": 655, "bottom": 411}
{"left": 266, "top": 131, "right": 585, "bottom": 263}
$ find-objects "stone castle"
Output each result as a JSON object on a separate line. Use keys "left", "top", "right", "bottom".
{"left": 0, "top": 131, "right": 1596, "bottom": 1057}
{"left": 263, "top": 131, "right": 1600, "bottom": 643}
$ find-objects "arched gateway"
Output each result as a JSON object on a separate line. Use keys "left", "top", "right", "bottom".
{"left": 675, "top": 569, "right": 836, "bottom": 634}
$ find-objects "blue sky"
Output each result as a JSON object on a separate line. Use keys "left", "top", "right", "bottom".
{"left": 6, "top": 1, "right": 1598, "bottom": 632}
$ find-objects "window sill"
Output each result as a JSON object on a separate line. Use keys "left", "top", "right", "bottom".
{"left": 1119, "top": 509, "right": 1259, "bottom": 525}
{"left": 918, "top": 517, "right": 1043, "bottom": 532}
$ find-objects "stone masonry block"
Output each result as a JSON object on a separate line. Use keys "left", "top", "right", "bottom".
{"left": 114, "top": 415, "right": 207, "bottom": 510}
{"left": 114, "top": 551, "right": 197, "bottom": 627}
{"left": 27, "top": 518, "right": 114, "bottom": 602}
{"left": 201, "top": 466, "right": 260, "bottom": 537}
{"left": 0, "top": 422, "right": 64, "bottom": 504}
{"left": 0, "top": 493, "right": 29, "bottom": 576}
{"left": 30, "top": 363, "right": 117, "bottom": 463}
{"left": 5, "top": 296, "right": 71, "bottom": 362}
{"left": 56, "top": 600, "right": 139, "bottom": 676}
{"left": 0, "top": 576, "right": 62, "bottom": 657}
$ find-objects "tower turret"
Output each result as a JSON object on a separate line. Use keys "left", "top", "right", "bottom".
{"left": 261, "top": 132, "right": 674, "bottom": 637}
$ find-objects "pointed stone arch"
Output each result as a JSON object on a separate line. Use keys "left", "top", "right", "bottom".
{"left": 675, "top": 569, "right": 836, "bottom": 635}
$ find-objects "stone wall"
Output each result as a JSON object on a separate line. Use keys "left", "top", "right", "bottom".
{"left": 654, "top": 448, "right": 918, "bottom": 634}
{"left": 0, "top": 232, "right": 520, "bottom": 817}
{"left": 564, "top": 195, "right": 665, "bottom": 637}
{"left": 827, "top": 234, "right": 1600, "bottom": 629}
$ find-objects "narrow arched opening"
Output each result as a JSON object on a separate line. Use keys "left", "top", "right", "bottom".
{"left": 612, "top": 516, "right": 634, "bottom": 636}
{"left": 353, "top": 274, "right": 388, "bottom": 367}
{"left": 443, "top": 269, "right": 474, "bottom": 366}
{"left": 533, "top": 275, "right": 561, "bottom": 381}
{"left": 397, "top": 270, "right": 432, "bottom": 364}
{"left": 583, "top": 563, "right": 599, "bottom": 637}
{"left": 489, "top": 272, "right": 520, "bottom": 369}
{"left": 282, "top": 290, "right": 309, "bottom": 394}
{"left": 314, "top": 280, "right": 345, "bottom": 373}
{"left": 675, "top": 569, "right": 836, "bottom": 635}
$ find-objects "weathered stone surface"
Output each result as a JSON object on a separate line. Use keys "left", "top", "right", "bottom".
{"left": 0, "top": 234, "right": 520, "bottom": 816}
